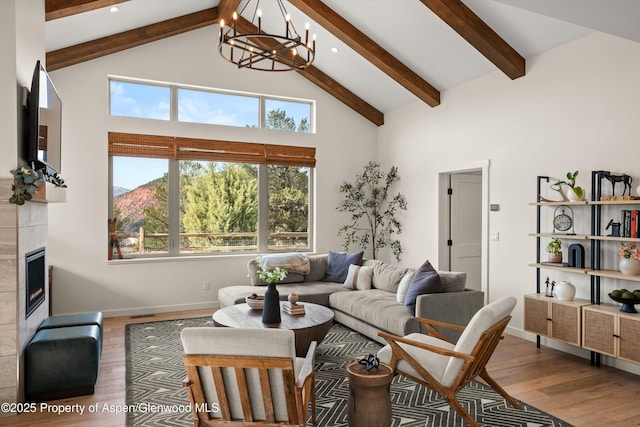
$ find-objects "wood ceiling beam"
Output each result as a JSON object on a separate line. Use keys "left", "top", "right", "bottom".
{"left": 45, "top": 8, "right": 219, "bottom": 71}
{"left": 235, "top": 16, "right": 384, "bottom": 126}
{"left": 217, "top": 0, "right": 242, "bottom": 24}
{"left": 418, "top": 0, "right": 525, "bottom": 79}
{"left": 288, "top": 0, "right": 440, "bottom": 107}
{"left": 46, "top": 0, "right": 130, "bottom": 21}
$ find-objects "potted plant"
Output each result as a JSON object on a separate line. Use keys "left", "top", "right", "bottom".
{"left": 9, "top": 166, "right": 45, "bottom": 205}
{"left": 336, "top": 161, "right": 407, "bottom": 261}
{"left": 547, "top": 237, "right": 562, "bottom": 263}
{"left": 552, "top": 171, "right": 584, "bottom": 201}
{"left": 8, "top": 165, "right": 67, "bottom": 205}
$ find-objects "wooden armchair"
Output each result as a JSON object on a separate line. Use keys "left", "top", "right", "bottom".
{"left": 181, "top": 327, "right": 316, "bottom": 427}
{"left": 378, "top": 296, "right": 521, "bottom": 427}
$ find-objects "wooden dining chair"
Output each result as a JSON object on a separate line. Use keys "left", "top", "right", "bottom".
{"left": 181, "top": 327, "right": 316, "bottom": 427}
{"left": 378, "top": 296, "right": 521, "bottom": 427}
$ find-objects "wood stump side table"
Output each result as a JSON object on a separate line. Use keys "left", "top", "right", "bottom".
{"left": 347, "top": 361, "right": 393, "bottom": 427}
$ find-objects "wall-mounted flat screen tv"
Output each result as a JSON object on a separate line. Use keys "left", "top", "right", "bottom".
{"left": 25, "top": 60, "right": 62, "bottom": 174}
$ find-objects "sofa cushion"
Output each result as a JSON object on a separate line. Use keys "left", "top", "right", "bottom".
{"left": 370, "top": 260, "right": 407, "bottom": 293}
{"left": 304, "top": 254, "right": 328, "bottom": 282}
{"left": 329, "top": 290, "right": 417, "bottom": 337}
{"left": 404, "top": 260, "right": 443, "bottom": 314}
{"left": 325, "top": 251, "right": 363, "bottom": 283}
{"left": 396, "top": 270, "right": 416, "bottom": 303}
{"left": 440, "top": 271, "right": 467, "bottom": 292}
{"left": 343, "top": 265, "right": 373, "bottom": 290}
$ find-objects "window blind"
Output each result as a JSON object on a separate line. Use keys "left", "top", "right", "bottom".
{"left": 108, "top": 132, "right": 316, "bottom": 167}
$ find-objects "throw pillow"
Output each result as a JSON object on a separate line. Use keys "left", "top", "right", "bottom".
{"left": 343, "top": 264, "right": 373, "bottom": 290}
{"left": 371, "top": 261, "right": 407, "bottom": 293}
{"left": 396, "top": 270, "right": 416, "bottom": 303}
{"left": 404, "top": 260, "right": 443, "bottom": 314}
{"left": 325, "top": 251, "right": 364, "bottom": 283}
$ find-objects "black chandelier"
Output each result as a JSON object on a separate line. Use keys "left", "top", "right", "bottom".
{"left": 218, "top": 0, "right": 316, "bottom": 72}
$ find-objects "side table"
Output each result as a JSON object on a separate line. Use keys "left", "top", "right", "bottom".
{"left": 347, "top": 361, "right": 393, "bottom": 427}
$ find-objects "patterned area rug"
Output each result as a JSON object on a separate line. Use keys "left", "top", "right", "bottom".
{"left": 125, "top": 318, "right": 573, "bottom": 427}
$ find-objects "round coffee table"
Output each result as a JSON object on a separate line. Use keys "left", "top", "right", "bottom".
{"left": 212, "top": 303, "right": 334, "bottom": 356}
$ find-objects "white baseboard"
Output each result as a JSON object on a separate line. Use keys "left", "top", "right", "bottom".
{"left": 505, "top": 326, "right": 640, "bottom": 376}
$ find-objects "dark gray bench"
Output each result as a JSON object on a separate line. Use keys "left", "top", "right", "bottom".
{"left": 26, "top": 325, "right": 100, "bottom": 401}
{"left": 37, "top": 312, "right": 103, "bottom": 355}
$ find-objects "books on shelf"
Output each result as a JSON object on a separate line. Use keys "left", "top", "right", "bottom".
{"left": 621, "top": 210, "right": 640, "bottom": 238}
{"left": 282, "top": 301, "right": 305, "bottom": 315}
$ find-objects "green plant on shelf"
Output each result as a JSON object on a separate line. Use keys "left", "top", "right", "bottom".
{"left": 9, "top": 166, "right": 45, "bottom": 205}
{"left": 552, "top": 171, "right": 584, "bottom": 200}
{"left": 8, "top": 165, "right": 67, "bottom": 205}
{"left": 546, "top": 237, "right": 562, "bottom": 255}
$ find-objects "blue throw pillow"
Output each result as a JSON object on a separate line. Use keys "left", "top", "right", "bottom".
{"left": 325, "top": 251, "right": 364, "bottom": 283}
{"left": 404, "top": 260, "right": 443, "bottom": 314}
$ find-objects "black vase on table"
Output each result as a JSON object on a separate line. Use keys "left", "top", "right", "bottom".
{"left": 262, "top": 282, "right": 281, "bottom": 324}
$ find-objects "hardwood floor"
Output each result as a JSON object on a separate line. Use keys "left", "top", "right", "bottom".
{"left": 1, "top": 308, "right": 639, "bottom": 426}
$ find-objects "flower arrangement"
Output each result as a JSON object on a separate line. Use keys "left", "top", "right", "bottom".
{"left": 253, "top": 256, "right": 288, "bottom": 284}
{"left": 619, "top": 242, "right": 640, "bottom": 260}
{"left": 8, "top": 166, "right": 67, "bottom": 205}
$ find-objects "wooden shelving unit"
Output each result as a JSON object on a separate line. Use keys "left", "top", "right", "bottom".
{"left": 528, "top": 172, "right": 640, "bottom": 367}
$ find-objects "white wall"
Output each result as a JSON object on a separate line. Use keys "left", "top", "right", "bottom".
{"left": 379, "top": 32, "right": 640, "bottom": 372}
{"left": 47, "top": 26, "right": 378, "bottom": 317}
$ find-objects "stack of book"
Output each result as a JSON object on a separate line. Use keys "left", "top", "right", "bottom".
{"left": 621, "top": 210, "right": 640, "bottom": 237}
{"left": 282, "top": 301, "right": 305, "bottom": 316}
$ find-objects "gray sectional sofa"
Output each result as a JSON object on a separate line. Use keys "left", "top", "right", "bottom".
{"left": 218, "top": 253, "right": 484, "bottom": 344}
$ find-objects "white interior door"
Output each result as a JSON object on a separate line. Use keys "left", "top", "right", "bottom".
{"left": 450, "top": 173, "right": 482, "bottom": 291}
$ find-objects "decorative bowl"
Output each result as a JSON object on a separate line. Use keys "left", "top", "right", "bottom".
{"left": 608, "top": 293, "right": 640, "bottom": 313}
{"left": 245, "top": 295, "right": 264, "bottom": 310}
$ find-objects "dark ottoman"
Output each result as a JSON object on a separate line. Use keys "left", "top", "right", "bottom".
{"left": 26, "top": 325, "right": 100, "bottom": 401}
{"left": 38, "top": 312, "right": 103, "bottom": 355}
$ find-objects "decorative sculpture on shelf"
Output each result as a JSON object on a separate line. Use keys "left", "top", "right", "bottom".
{"left": 568, "top": 244, "right": 585, "bottom": 268}
{"left": 544, "top": 277, "right": 552, "bottom": 297}
{"left": 602, "top": 171, "right": 632, "bottom": 197}
{"left": 605, "top": 219, "right": 621, "bottom": 237}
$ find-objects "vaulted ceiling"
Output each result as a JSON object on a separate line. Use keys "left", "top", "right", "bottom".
{"left": 44, "top": 0, "right": 638, "bottom": 126}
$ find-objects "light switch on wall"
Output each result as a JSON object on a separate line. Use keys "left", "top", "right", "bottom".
{"left": 490, "top": 232, "right": 499, "bottom": 241}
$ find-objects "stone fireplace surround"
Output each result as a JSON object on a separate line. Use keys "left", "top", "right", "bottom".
{"left": 0, "top": 178, "right": 50, "bottom": 416}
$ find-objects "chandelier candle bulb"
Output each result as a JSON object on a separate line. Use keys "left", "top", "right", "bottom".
{"left": 219, "top": 20, "right": 224, "bottom": 42}
{"left": 233, "top": 11, "right": 237, "bottom": 36}
{"left": 257, "top": 9, "right": 261, "bottom": 32}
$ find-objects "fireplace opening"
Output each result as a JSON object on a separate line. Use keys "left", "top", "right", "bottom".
{"left": 26, "top": 248, "right": 46, "bottom": 318}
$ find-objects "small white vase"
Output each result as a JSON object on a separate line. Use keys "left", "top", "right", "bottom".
{"left": 567, "top": 189, "right": 582, "bottom": 201}
{"left": 619, "top": 258, "right": 640, "bottom": 276}
{"left": 555, "top": 281, "right": 576, "bottom": 301}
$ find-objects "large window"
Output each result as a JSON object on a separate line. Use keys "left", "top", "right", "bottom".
{"left": 109, "top": 133, "right": 314, "bottom": 257}
{"left": 110, "top": 78, "right": 313, "bottom": 133}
